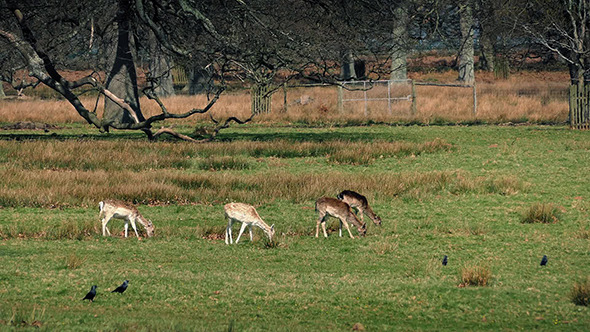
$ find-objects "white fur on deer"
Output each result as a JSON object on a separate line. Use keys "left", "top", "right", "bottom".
{"left": 98, "top": 199, "right": 155, "bottom": 238}
{"left": 224, "top": 202, "right": 275, "bottom": 244}
{"left": 315, "top": 197, "right": 366, "bottom": 239}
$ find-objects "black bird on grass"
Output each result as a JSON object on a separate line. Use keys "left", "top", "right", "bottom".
{"left": 82, "top": 285, "right": 97, "bottom": 302}
{"left": 442, "top": 255, "right": 448, "bottom": 266}
{"left": 112, "top": 280, "right": 129, "bottom": 294}
{"left": 540, "top": 255, "right": 548, "bottom": 266}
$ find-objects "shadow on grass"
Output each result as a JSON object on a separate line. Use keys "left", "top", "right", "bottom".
{"left": 0, "top": 127, "right": 396, "bottom": 143}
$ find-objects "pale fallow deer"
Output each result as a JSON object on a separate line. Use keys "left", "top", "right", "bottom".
{"left": 224, "top": 202, "right": 275, "bottom": 244}
{"left": 315, "top": 197, "right": 366, "bottom": 239}
{"left": 337, "top": 190, "right": 382, "bottom": 226}
{"left": 98, "top": 199, "right": 155, "bottom": 238}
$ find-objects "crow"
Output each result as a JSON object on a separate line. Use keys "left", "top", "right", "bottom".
{"left": 112, "top": 280, "right": 129, "bottom": 294}
{"left": 442, "top": 255, "right": 448, "bottom": 266}
{"left": 540, "top": 255, "right": 548, "bottom": 266}
{"left": 82, "top": 285, "right": 97, "bottom": 302}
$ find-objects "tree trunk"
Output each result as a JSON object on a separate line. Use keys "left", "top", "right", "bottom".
{"left": 148, "top": 45, "right": 175, "bottom": 97}
{"left": 479, "top": 26, "right": 494, "bottom": 72}
{"left": 340, "top": 49, "right": 356, "bottom": 81}
{"left": 458, "top": 4, "right": 475, "bottom": 83}
{"left": 103, "top": 0, "right": 145, "bottom": 131}
{"left": 187, "top": 66, "right": 213, "bottom": 94}
{"left": 390, "top": 7, "right": 408, "bottom": 80}
{"left": 0, "top": 83, "right": 5, "bottom": 99}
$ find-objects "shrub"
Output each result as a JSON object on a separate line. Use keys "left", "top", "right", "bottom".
{"left": 459, "top": 265, "right": 492, "bottom": 287}
{"left": 570, "top": 278, "right": 590, "bottom": 306}
{"left": 521, "top": 203, "right": 561, "bottom": 224}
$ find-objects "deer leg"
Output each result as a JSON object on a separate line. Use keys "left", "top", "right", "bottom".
{"left": 315, "top": 218, "right": 321, "bottom": 238}
{"left": 356, "top": 207, "right": 365, "bottom": 224}
{"left": 226, "top": 219, "right": 233, "bottom": 244}
{"left": 101, "top": 213, "right": 113, "bottom": 236}
{"left": 316, "top": 211, "right": 327, "bottom": 238}
{"left": 124, "top": 221, "right": 129, "bottom": 238}
{"left": 339, "top": 220, "right": 343, "bottom": 237}
{"left": 342, "top": 219, "right": 355, "bottom": 239}
{"left": 130, "top": 217, "right": 140, "bottom": 238}
{"left": 321, "top": 222, "right": 328, "bottom": 238}
{"left": 236, "top": 222, "right": 248, "bottom": 244}
{"left": 249, "top": 225, "right": 253, "bottom": 242}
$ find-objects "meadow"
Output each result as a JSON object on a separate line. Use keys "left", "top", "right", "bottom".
{"left": 0, "top": 121, "right": 589, "bottom": 331}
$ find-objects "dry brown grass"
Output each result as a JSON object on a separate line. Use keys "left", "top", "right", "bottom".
{"left": 459, "top": 265, "right": 492, "bottom": 287}
{"left": 521, "top": 203, "right": 562, "bottom": 224}
{"left": 0, "top": 71, "right": 569, "bottom": 125}
{"left": 0, "top": 167, "right": 527, "bottom": 208}
{"left": 0, "top": 218, "right": 98, "bottom": 239}
{"left": 0, "top": 139, "right": 452, "bottom": 169}
{"left": 570, "top": 278, "right": 590, "bottom": 306}
{"left": 65, "top": 253, "right": 86, "bottom": 269}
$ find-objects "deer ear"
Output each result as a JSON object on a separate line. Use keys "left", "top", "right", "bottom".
{"left": 271, "top": 224, "right": 275, "bottom": 231}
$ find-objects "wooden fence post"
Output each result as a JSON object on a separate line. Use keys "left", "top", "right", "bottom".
{"left": 568, "top": 82, "right": 590, "bottom": 129}
{"left": 282, "top": 83, "right": 288, "bottom": 113}
{"left": 411, "top": 80, "right": 417, "bottom": 115}
{"left": 337, "top": 85, "right": 343, "bottom": 114}
{"left": 251, "top": 84, "right": 272, "bottom": 115}
{"left": 472, "top": 81, "right": 477, "bottom": 116}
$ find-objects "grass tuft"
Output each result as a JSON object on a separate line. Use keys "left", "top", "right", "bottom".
{"left": 521, "top": 203, "right": 561, "bottom": 224}
{"left": 65, "top": 253, "right": 86, "bottom": 269}
{"left": 459, "top": 265, "right": 492, "bottom": 287}
{"left": 570, "top": 278, "right": 590, "bottom": 306}
{"left": 576, "top": 228, "right": 590, "bottom": 239}
{"left": 261, "top": 237, "right": 281, "bottom": 249}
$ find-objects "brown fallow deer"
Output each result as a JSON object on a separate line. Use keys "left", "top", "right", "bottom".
{"left": 224, "top": 202, "right": 275, "bottom": 245}
{"left": 337, "top": 190, "right": 382, "bottom": 226}
{"left": 99, "top": 199, "right": 155, "bottom": 238}
{"left": 315, "top": 197, "right": 366, "bottom": 239}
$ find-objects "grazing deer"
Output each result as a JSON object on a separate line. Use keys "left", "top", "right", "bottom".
{"left": 98, "top": 199, "right": 155, "bottom": 238}
{"left": 315, "top": 197, "right": 366, "bottom": 239}
{"left": 337, "top": 190, "right": 382, "bottom": 226}
{"left": 224, "top": 202, "right": 275, "bottom": 245}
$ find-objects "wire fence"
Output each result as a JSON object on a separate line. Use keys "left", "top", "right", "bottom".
{"left": 272, "top": 79, "right": 569, "bottom": 123}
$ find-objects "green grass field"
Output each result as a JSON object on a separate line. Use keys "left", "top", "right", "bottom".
{"left": 1, "top": 124, "right": 590, "bottom": 331}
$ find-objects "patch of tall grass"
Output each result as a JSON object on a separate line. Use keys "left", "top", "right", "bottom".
{"left": 198, "top": 156, "right": 253, "bottom": 171}
{"left": 0, "top": 218, "right": 98, "bottom": 239}
{"left": 0, "top": 139, "right": 450, "bottom": 170}
{"left": 570, "top": 278, "right": 590, "bottom": 306}
{"left": 0, "top": 168, "right": 528, "bottom": 208}
{"left": 459, "top": 265, "right": 492, "bottom": 287}
{"left": 64, "top": 253, "right": 86, "bottom": 269}
{"left": 521, "top": 203, "right": 561, "bottom": 224}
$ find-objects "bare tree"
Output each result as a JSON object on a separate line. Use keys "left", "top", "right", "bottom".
{"left": 519, "top": 0, "right": 590, "bottom": 85}
{"left": 458, "top": 2, "right": 475, "bottom": 83}
{"left": 391, "top": 6, "right": 409, "bottom": 80}
{"left": 0, "top": 0, "right": 320, "bottom": 140}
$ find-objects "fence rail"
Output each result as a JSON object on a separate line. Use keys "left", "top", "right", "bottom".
{"left": 337, "top": 79, "right": 415, "bottom": 116}
{"left": 570, "top": 84, "right": 590, "bottom": 129}
{"left": 337, "top": 79, "right": 476, "bottom": 116}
